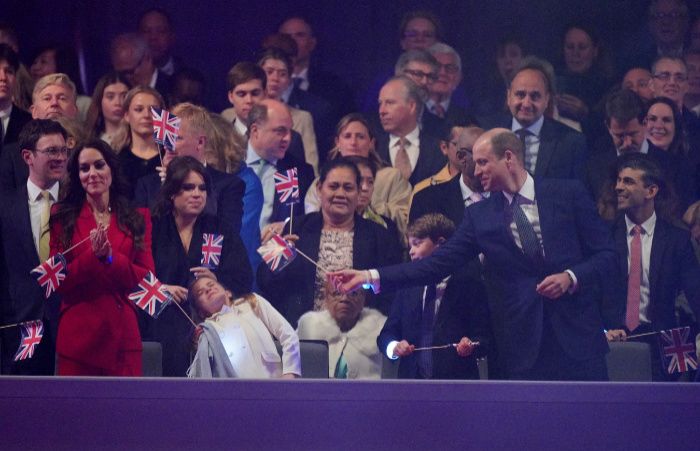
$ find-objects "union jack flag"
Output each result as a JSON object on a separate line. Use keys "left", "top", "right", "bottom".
{"left": 128, "top": 271, "right": 172, "bottom": 318}
{"left": 257, "top": 234, "right": 296, "bottom": 272}
{"left": 13, "top": 320, "right": 44, "bottom": 361}
{"left": 150, "top": 107, "right": 180, "bottom": 151}
{"left": 30, "top": 253, "right": 67, "bottom": 298}
{"left": 659, "top": 326, "right": 698, "bottom": 374}
{"left": 201, "top": 233, "right": 224, "bottom": 269}
{"left": 274, "top": 168, "right": 299, "bottom": 205}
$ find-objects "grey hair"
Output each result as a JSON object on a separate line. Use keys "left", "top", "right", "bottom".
{"left": 384, "top": 76, "right": 425, "bottom": 118}
{"left": 32, "top": 73, "right": 77, "bottom": 102}
{"left": 427, "top": 42, "right": 462, "bottom": 74}
{"left": 110, "top": 32, "right": 150, "bottom": 61}
{"left": 394, "top": 49, "right": 438, "bottom": 76}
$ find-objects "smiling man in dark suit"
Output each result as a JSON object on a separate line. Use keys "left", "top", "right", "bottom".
{"left": 481, "top": 58, "right": 588, "bottom": 184}
{"left": 375, "top": 76, "right": 445, "bottom": 187}
{"left": 334, "top": 128, "right": 616, "bottom": 381}
{"left": 605, "top": 153, "right": 700, "bottom": 380}
{"left": 0, "top": 119, "right": 67, "bottom": 374}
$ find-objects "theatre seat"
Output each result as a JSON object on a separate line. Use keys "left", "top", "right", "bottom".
{"left": 141, "top": 341, "right": 163, "bottom": 377}
{"left": 275, "top": 339, "right": 329, "bottom": 378}
{"left": 606, "top": 341, "right": 653, "bottom": 382}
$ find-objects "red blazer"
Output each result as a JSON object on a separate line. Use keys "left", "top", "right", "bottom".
{"left": 50, "top": 202, "right": 154, "bottom": 371}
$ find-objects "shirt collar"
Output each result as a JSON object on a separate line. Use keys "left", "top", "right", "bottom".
{"left": 511, "top": 115, "right": 544, "bottom": 137}
{"left": 503, "top": 172, "right": 535, "bottom": 205}
{"left": 245, "top": 141, "right": 277, "bottom": 166}
{"left": 389, "top": 125, "right": 420, "bottom": 148}
{"left": 149, "top": 69, "right": 158, "bottom": 89}
{"left": 232, "top": 115, "right": 248, "bottom": 136}
{"left": 27, "top": 179, "right": 59, "bottom": 202}
{"left": 293, "top": 67, "right": 308, "bottom": 82}
{"left": 0, "top": 104, "right": 11, "bottom": 119}
{"left": 425, "top": 98, "right": 450, "bottom": 112}
{"left": 616, "top": 140, "right": 649, "bottom": 157}
{"left": 280, "top": 83, "right": 293, "bottom": 103}
{"left": 625, "top": 211, "right": 656, "bottom": 237}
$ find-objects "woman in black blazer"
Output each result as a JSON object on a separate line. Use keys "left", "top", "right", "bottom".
{"left": 257, "top": 158, "right": 402, "bottom": 327}
{"left": 149, "top": 156, "right": 252, "bottom": 377}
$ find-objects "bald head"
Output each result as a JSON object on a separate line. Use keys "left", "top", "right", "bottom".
{"left": 248, "top": 99, "right": 293, "bottom": 162}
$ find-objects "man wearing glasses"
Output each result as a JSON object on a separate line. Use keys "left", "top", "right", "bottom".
{"left": 0, "top": 119, "right": 68, "bottom": 375}
{"left": 426, "top": 43, "right": 476, "bottom": 129}
{"left": 651, "top": 55, "right": 700, "bottom": 147}
{"left": 110, "top": 33, "right": 171, "bottom": 101}
{"left": 410, "top": 126, "right": 486, "bottom": 227}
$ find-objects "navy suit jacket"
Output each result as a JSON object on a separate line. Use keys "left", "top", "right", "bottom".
{"left": 2, "top": 105, "right": 31, "bottom": 146}
{"left": 375, "top": 130, "right": 446, "bottom": 186}
{"left": 134, "top": 165, "right": 245, "bottom": 235}
{"left": 377, "top": 262, "right": 490, "bottom": 380}
{"left": 482, "top": 114, "right": 588, "bottom": 184}
{"left": 379, "top": 178, "right": 615, "bottom": 375}
{"left": 612, "top": 215, "right": 700, "bottom": 332}
{"left": 0, "top": 142, "right": 26, "bottom": 192}
{"left": 0, "top": 186, "right": 58, "bottom": 374}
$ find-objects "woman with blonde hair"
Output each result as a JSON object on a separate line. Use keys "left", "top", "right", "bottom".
{"left": 208, "top": 113, "right": 264, "bottom": 275}
{"left": 111, "top": 86, "right": 164, "bottom": 198}
{"left": 304, "top": 113, "right": 412, "bottom": 235}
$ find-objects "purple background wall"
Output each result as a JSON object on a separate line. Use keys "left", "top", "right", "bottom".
{"left": 2, "top": 1, "right": 699, "bottom": 110}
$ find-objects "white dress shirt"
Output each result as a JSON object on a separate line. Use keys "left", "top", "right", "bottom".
{"left": 388, "top": 126, "right": 421, "bottom": 173}
{"left": 625, "top": 213, "right": 656, "bottom": 324}
{"left": 0, "top": 104, "right": 11, "bottom": 139}
{"left": 292, "top": 67, "right": 309, "bottom": 91}
{"left": 511, "top": 115, "right": 544, "bottom": 174}
{"left": 27, "top": 179, "right": 59, "bottom": 256}
{"left": 459, "top": 177, "right": 488, "bottom": 206}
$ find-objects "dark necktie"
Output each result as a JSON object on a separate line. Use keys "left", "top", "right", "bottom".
{"left": 418, "top": 284, "right": 437, "bottom": 379}
{"left": 625, "top": 225, "right": 643, "bottom": 331}
{"left": 515, "top": 129, "right": 534, "bottom": 173}
{"left": 509, "top": 194, "right": 543, "bottom": 262}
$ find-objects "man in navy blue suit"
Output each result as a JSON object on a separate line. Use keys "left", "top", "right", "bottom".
{"left": 333, "top": 128, "right": 617, "bottom": 381}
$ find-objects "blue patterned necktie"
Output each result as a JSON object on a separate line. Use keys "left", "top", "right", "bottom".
{"left": 510, "top": 193, "right": 543, "bottom": 262}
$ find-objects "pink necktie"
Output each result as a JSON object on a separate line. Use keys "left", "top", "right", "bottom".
{"left": 433, "top": 103, "right": 446, "bottom": 119}
{"left": 625, "top": 225, "right": 642, "bottom": 331}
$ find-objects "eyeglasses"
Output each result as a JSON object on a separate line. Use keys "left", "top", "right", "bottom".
{"left": 437, "top": 63, "right": 459, "bottom": 75}
{"left": 34, "top": 146, "right": 69, "bottom": 158}
{"left": 403, "top": 68, "right": 438, "bottom": 82}
{"left": 456, "top": 148, "right": 473, "bottom": 159}
{"left": 403, "top": 30, "right": 436, "bottom": 40}
{"left": 650, "top": 12, "right": 686, "bottom": 21}
{"left": 653, "top": 72, "right": 688, "bottom": 83}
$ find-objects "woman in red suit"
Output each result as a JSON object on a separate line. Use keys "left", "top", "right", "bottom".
{"left": 50, "top": 139, "right": 154, "bottom": 376}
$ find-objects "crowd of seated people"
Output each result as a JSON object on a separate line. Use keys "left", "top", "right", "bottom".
{"left": 0, "top": 2, "right": 699, "bottom": 382}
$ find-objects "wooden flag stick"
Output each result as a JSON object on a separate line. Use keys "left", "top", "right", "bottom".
{"left": 0, "top": 319, "right": 41, "bottom": 330}
{"left": 412, "top": 342, "right": 481, "bottom": 352}
{"left": 294, "top": 248, "right": 330, "bottom": 274}
{"left": 169, "top": 297, "right": 198, "bottom": 328}
{"left": 289, "top": 204, "right": 294, "bottom": 234}
{"left": 626, "top": 331, "right": 659, "bottom": 339}
{"left": 61, "top": 234, "right": 92, "bottom": 256}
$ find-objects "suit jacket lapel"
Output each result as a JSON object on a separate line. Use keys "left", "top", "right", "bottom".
{"left": 16, "top": 186, "right": 41, "bottom": 264}
{"left": 533, "top": 180, "right": 554, "bottom": 260}
{"left": 534, "top": 119, "right": 556, "bottom": 178}
{"left": 614, "top": 217, "right": 629, "bottom": 285}
{"left": 648, "top": 220, "right": 667, "bottom": 305}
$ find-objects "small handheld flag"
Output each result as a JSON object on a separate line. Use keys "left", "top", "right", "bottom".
{"left": 30, "top": 253, "right": 67, "bottom": 298}
{"left": 150, "top": 107, "right": 180, "bottom": 151}
{"left": 659, "top": 326, "right": 697, "bottom": 375}
{"left": 13, "top": 320, "right": 44, "bottom": 361}
{"left": 128, "top": 272, "right": 173, "bottom": 318}
{"left": 258, "top": 234, "right": 296, "bottom": 273}
{"left": 274, "top": 168, "right": 300, "bottom": 205}
{"left": 201, "top": 233, "right": 224, "bottom": 269}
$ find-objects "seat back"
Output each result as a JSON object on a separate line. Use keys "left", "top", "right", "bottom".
{"left": 275, "top": 339, "right": 329, "bottom": 378}
{"left": 606, "top": 341, "right": 653, "bottom": 382}
{"left": 141, "top": 341, "right": 163, "bottom": 377}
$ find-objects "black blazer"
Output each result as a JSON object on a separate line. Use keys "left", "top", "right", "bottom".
{"left": 257, "top": 212, "right": 403, "bottom": 326}
{"left": 0, "top": 186, "right": 58, "bottom": 374}
{"left": 611, "top": 215, "right": 700, "bottom": 332}
{"left": 482, "top": 113, "right": 588, "bottom": 184}
{"left": 149, "top": 212, "right": 252, "bottom": 377}
{"left": 410, "top": 175, "right": 465, "bottom": 227}
{"left": 2, "top": 105, "right": 31, "bottom": 146}
{"left": 377, "top": 261, "right": 491, "bottom": 380}
{"left": 0, "top": 142, "right": 26, "bottom": 192}
{"left": 134, "top": 165, "right": 245, "bottom": 235}
{"left": 379, "top": 179, "right": 616, "bottom": 376}
{"left": 375, "top": 130, "right": 446, "bottom": 186}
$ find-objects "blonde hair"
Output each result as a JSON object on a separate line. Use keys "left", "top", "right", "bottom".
{"left": 54, "top": 116, "right": 88, "bottom": 150}
{"left": 209, "top": 113, "right": 247, "bottom": 173}
{"left": 111, "top": 85, "right": 164, "bottom": 152}
{"left": 327, "top": 113, "right": 386, "bottom": 168}
{"left": 32, "top": 73, "right": 77, "bottom": 103}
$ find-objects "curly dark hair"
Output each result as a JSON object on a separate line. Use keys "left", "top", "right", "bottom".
{"left": 50, "top": 139, "right": 146, "bottom": 249}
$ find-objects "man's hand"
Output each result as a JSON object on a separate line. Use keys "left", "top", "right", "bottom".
{"left": 455, "top": 337, "right": 477, "bottom": 357}
{"left": 605, "top": 329, "right": 627, "bottom": 342}
{"left": 328, "top": 269, "right": 368, "bottom": 294}
{"left": 393, "top": 340, "right": 415, "bottom": 358}
{"left": 536, "top": 272, "right": 572, "bottom": 299}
